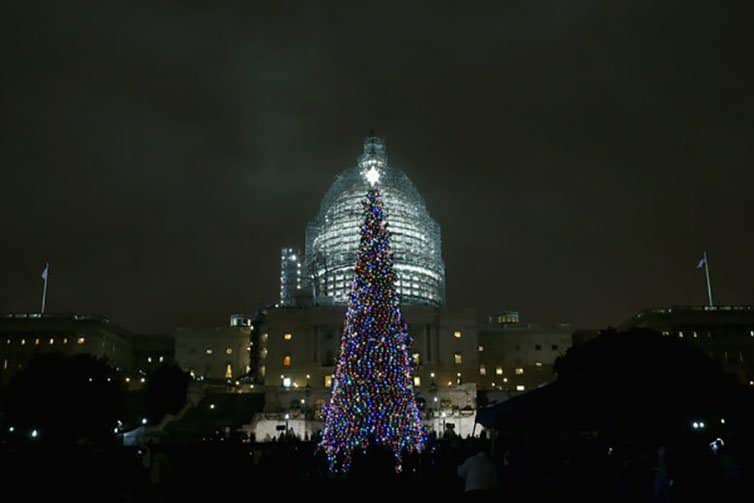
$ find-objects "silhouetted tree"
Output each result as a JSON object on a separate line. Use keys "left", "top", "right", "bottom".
{"left": 144, "top": 363, "right": 190, "bottom": 424}
{"left": 4, "top": 353, "right": 123, "bottom": 443}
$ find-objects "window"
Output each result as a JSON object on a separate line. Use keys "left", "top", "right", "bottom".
{"left": 225, "top": 364, "right": 233, "bottom": 379}
{"left": 453, "top": 331, "right": 462, "bottom": 338}
{"left": 49, "top": 338, "right": 54, "bottom": 345}
{"left": 552, "top": 345, "right": 558, "bottom": 351}
{"left": 413, "top": 376, "right": 421, "bottom": 387}
{"left": 678, "top": 331, "right": 684, "bottom": 338}
{"left": 516, "top": 385, "right": 525, "bottom": 391}
{"left": 35, "top": 338, "right": 40, "bottom": 345}
{"left": 535, "top": 344, "right": 542, "bottom": 351}
{"left": 225, "top": 347, "right": 232, "bottom": 355}
{"left": 282, "top": 376, "right": 291, "bottom": 387}
{"left": 76, "top": 337, "right": 85, "bottom": 345}
{"left": 478, "top": 345, "right": 484, "bottom": 352}
{"left": 159, "top": 356, "right": 164, "bottom": 363}
{"left": 479, "top": 365, "right": 487, "bottom": 376}
{"left": 205, "top": 348, "right": 213, "bottom": 355}
{"left": 495, "top": 366, "right": 503, "bottom": 375}
{"left": 515, "top": 368, "right": 524, "bottom": 375}
{"left": 21, "top": 339, "right": 26, "bottom": 346}
{"left": 412, "top": 353, "right": 421, "bottom": 365}
{"left": 283, "top": 333, "right": 292, "bottom": 341}
{"left": 535, "top": 361, "right": 543, "bottom": 367}
{"left": 63, "top": 338, "right": 68, "bottom": 344}
{"left": 147, "top": 357, "right": 152, "bottom": 363}
{"left": 324, "top": 375, "right": 333, "bottom": 387}
{"left": 454, "top": 352, "right": 463, "bottom": 365}
{"left": 283, "top": 355, "right": 292, "bottom": 367}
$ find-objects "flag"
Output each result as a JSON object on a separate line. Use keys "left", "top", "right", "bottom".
{"left": 696, "top": 256, "right": 706, "bottom": 269}
{"left": 41, "top": 263, "right": 49, "bottom": 281}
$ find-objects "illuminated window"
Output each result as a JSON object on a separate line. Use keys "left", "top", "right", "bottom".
{"left": 662, "top": 331, "right": 669, "bottom": 336}
{"left": 49, "top": 338, "right": 54, "bottom": 345}
{"left": 453, "top": 352, "right": 463, "bottom": 365}
{"left": 225, "top": 347, "right": 232, "bottom": 355}
{"left": 159, "top": 356, "right": 164, "bottom": 363}
{"left": 479, "top": 365, "right": 487, "bottom": 376}
{"left": 63, "top": 338, "right": 68, "bottom": 344}
{"left": 750, "top": 330, "right": 753, "bottom": 337}
{"left": 205, "top": 348, "right": 213, "bottom": 355}
{"left": 430, "top": 372, "right": 435, "bottom": 378}
{"left": 413, "top": 376, "right": 421, "bottom": 387}
{"left": 516, "top": 385, "right": 525, "bottom": 391}
{"left": 35, "top": 338, "right": 40, "bottom": 345}
{"left": 535, "top": 361, "right": 543, "bottom": 367}
{"left": 515, "top": 368, "right": 524, "bottom": 375}
{"left": 324, "top": 375, "right": 333, "bottom": 387}
{"left": 225, "top": 364, "right": 232, "bottom": 379}
{"left": 5, "top": 339, "right": 9, "bottom": 345}
{"left": 495, "top": 366, "right": 503, "bottom": 375}
{"left": 453, "top": 331, "right": 462, "bottom": 339}
{"left": 77, "top": 337, "right": 85, "bottom": 345}
{"left": 478, "top": 345, "right": 484, "bottom": 352}
{"left": 678, "top": 331, "right": 684, "bottom": 338}
{"left": 412, "top": 353, "right": 421, "bottom": 365}
{"left": 283, "top": 355, "right": 292, "bottom": 367}
{"left": 283, "top": 333, "right": 292, "bottom": 341}
{"left": 693, "top": 331, "right": 698, "bottom": 338}
{"left": 3, "top": 359, "right": 7, "bottom": 370}
{"left": 21, "top": 339, "right": 26, "bottom": 345}
{"left": 147, "top": 357, "right": 152, "bottom": 363}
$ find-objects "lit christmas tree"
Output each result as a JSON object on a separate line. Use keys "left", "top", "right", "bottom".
{"left": 320, "top": 187, "right": 425, "bottom": 473}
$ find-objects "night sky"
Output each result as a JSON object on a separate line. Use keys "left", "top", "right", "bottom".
{"left": 2, "top": 2, "right": 752, "bottom": 333}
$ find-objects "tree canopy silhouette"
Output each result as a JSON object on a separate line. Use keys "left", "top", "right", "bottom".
{"left": 4, "top": 353, "right": 123, "bottom": 443}
{"left": 144, "top": 363, "right": 190, "bottom": 424}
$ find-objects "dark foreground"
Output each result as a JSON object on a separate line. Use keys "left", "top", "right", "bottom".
{"left": 2, "top": 434, "right": 751, "bottom": 501}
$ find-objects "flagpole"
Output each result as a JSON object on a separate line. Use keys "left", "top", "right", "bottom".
{"left": 40, "top": 263, "right": 49, "bottom": 314}
{"left": 704, "top": 251, "right": 713, "bottom": 307}
{"left": 41, "top": 275, "right": 48, "bottom": 314}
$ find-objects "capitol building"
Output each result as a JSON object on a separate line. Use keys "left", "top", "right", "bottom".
{"left": 250, "top": 134, "right": 571, "bottom": 439}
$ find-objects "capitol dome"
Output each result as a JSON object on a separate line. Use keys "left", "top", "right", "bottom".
{"left": 305, "top": 134, "right": 445, "bottom": 307}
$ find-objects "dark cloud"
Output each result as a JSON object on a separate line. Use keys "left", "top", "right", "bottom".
{"left": 2, "top": 1, "right": 752, "bottom": 331}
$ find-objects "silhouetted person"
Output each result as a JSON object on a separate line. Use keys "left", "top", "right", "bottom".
{"left": 458, "top": 443, "right": 499, "bottom": 499}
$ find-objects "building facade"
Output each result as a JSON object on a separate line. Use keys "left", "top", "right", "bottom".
{"left": 477, "top": 321, "right": 573, "bottom": 400}
{"left": 279, "top": 247, "right": 303, "bottom": 307}
{"left": 0, "top": 313, "right": 134, "bottom": 385}
{"left": 257, "top": 305, "right": 479, "bottom": 412}
{"left": 173, "top": 324, "right": 253, "bottom": 382}
{"left": 620, "top": 305, "right": 754, "bottom": 384}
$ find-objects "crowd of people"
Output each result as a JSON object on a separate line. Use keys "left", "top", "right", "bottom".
{"left": 1, "top": 428, "right": 749, "bottom": 501}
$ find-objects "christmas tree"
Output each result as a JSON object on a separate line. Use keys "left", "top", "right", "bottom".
{"left": 320, "top": 187, "right": 425, "bottom": 473}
